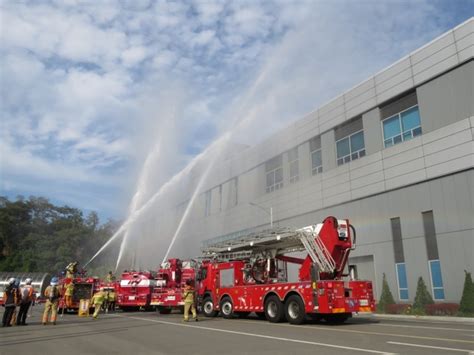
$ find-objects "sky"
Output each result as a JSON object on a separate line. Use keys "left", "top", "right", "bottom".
{"left": 0, "top": 0, "right": 472, "bottom": 222}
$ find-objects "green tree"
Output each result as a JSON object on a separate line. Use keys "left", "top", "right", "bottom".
{"left": 378, "top": 273, "right": 396, "bottom": 313}
{"left": 413, "top": 276, "right": 434, "bottom": 313}
{"left": 0, "top": 196, "right": 117, "bottom": 275}
{"left": 459, "top": 271, "right": 474, "bottom": 316}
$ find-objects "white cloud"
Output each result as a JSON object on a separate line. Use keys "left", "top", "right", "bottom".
{"left": 0, "top": 0, "right": 468, "bottom": 220}
{"left": 121, "top": 46, "right": 149, "bottom": 67}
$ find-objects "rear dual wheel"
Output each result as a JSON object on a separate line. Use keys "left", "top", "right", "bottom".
{"left": 264, "top": 294, "right": 306, "bottom": 324}
{"left": 264, "top": 295, "right": 285, "bottom": 323}
{"left": 285, "top": 295, "right": 306, "bottom": 325}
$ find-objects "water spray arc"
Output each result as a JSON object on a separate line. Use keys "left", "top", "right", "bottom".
{"left": 160, "top": 66, "right": 275, "bottom": 261}
{"left": 115, "top": 141, "right": 162, "bottom": 272}
{"left": 86, "top": 47, "right": 280, "bottom": 269}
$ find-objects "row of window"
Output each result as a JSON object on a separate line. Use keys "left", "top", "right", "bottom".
{"left": 204, "top": 178, "right": 238, "bottom": 217}
{"left": 264, "top": 101, "right": 422, "bottom": 193}
{"left": 395, "top": 260, "right": 445, "bottom": 301}
{"left": 206, "top": 92, "right": 423, "bottom": 209}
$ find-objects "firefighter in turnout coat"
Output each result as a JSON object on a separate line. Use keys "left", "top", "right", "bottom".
{"left": 43, "top": 277, "right": 60, "bottom": 325}
{"left": 91, "top": 288, "right": 106, "bottom": 319}
{"left": 64, "top": 281, "right": 74, "bottom": 308}
{"left": 17, "top": 278, "right": 35, "bottom": 326}
{"left": 182, "top": 280, "right": 198, "bottom": 322}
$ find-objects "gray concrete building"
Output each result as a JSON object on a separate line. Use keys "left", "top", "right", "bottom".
{"left": 149, "top": 19, "right": 473, "bottom": 304}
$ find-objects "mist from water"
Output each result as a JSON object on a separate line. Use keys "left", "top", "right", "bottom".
{"left": 85, "top": 2, "right": 445, "bottom": 271}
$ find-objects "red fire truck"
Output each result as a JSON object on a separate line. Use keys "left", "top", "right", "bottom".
{"left": 196, "top": 217, "right": 375, "bottom": 324}
{"left": 58, "top": 276, "right": 101, "bottom": 313}
{"left": 150, "top": 259, "right": 198, "bottom": 314}
{"left": 117, "top": 270, "right": 156, "bottom": 311}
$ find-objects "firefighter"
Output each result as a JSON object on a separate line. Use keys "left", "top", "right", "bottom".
{"left": 2, "top": 278, "right": 18, "bottom": 327}
{"left": 105, "top": 271, "right": 115, "bottom": 283}
{"left": 182, "top": 280, "right": 198, "bottom": 322}
{"left": 43, "top": 277, "right": 60, "bottom": 325}
{"left": 90, "top": 288, "right": 106, "bottom": 319}
{"left": 64, "top": 281, "right": 74, "bottom": 308}
{"left": 10, "top": 279, "right": 21, "bottom": 325}
{"left": 107, "top": 288, "right": 116, "bottom": 312}
{"left": 65, "top": 261, "right": 78, "bottom": 278}
{"left": 17, "top": 278, "right": 35, "bottom": 326}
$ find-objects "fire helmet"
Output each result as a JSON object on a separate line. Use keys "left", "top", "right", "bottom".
{"left": 51, "top": 277, "right": 59, "bottom": 286}
{"left": 7, "top": 277, "right": 15, "bottom": 285}
{"left": 25, "top": 278, "right": 33, "bottom": 285}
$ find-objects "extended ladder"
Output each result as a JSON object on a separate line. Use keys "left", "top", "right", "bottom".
{"left": 202, "top": 225, "right": 336, "bottom": 274}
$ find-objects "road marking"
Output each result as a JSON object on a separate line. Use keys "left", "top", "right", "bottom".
{"left": 372, "top": 323, "right": 473, "bottom": 332}
{"left": 387, "top": 341, "right": 473, "bottom": 353}
{"left": 116, "top": 314, "right": 394, "bottom": 354}
{"left": 233, "top": 319, "right": 474, "bottom": 344}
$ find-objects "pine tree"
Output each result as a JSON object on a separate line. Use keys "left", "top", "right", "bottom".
{"left": 413, "top": 276, "right": 434, "bottom": 313}
{"left": 459, "top": 271, "right": 474, "bottom": 316}
{"left": 378, "top": 273, "right": 396, "bottom": 313}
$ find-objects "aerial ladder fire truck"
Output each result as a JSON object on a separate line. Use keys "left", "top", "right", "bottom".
{"left": 196, "top": 216, "right": 375, "bottom": 324}
{"left": 150, "top": 258, "right": 197, "bottom": 314}
{"left": 116, "top": 270, "right": 156, "bottom": 311}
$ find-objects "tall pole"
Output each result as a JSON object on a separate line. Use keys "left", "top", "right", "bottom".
{"left": 270, "top": 207, "right": 273, "bottom": 228}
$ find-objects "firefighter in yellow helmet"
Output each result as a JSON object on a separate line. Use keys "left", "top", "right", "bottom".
{"left": 64, "top": 281, "right": 74, "bottom": 308}
{"left": 43, "top": 277, "right": 60, "bottom": 325}
{"left": 91, "top": 288, "right": 106, "bottom": 319}
{"left": 182, "top": 279, "right": 198, "bottom": 322}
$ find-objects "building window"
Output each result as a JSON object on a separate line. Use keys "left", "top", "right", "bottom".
{"left": 288, "top": 148, "right": 299, "bottom": 184}
{"left": 336, "top": 130, "right": 365, "bottom": 166}
{"left": 422, "top": 210, "right": 444, "bottom": 299}
{"left": 265, "top": 155, "right": 283, "bottom": 193}
{"left": 382, "top": 106, "right": 422, "bottom": 148}
{"left": 204, "top": 190, "right": 211, "bottom": 217}
{"left": 309, "top": 136, "right": 323, "bottom": 175}
{"left": 396, "top": 263, "right": 409, "bottom": 300}
{"left": 311, "top": 150, "right": 322, "bottom": 175}
{"left": 422, "top": 210, "right": 439, "bottom": 260}
{"left": 429, "top": 260, "right": 445, "bottom": 300}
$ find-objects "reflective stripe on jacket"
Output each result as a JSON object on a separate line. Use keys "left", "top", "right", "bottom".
{"left": 182, "top": 286, "right": 195, "bottom": 303}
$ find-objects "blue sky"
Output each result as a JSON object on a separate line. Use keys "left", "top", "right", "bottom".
{"left": 0, "top": 0, "right": 472, "bottom": 222}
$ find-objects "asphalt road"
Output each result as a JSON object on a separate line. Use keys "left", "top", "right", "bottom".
{"left": 1, "top": 307, "right": 473, "bottom": 355}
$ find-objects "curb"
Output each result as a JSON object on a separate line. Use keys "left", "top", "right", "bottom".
{"left": 355, "top": 313, "right": 474, "bottom": 324}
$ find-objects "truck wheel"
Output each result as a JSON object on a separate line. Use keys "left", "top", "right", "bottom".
{"left": 157, "top": 306, "right": 171, "bottom": 314}
{"left": 203, "top": 297, "right": 218, "bottom": 317}
{"left": 285, "top": 295, "right": 306, "bottom": 325}
{"left": 264, "top": 295, "right": 285, "bottom": 323}
{"left": 220, "top": 297, "right": 234, "bottom": 319}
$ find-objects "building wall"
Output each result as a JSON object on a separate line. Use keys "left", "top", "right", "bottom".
{"left": 178, "top": 20, "right": 474, "bottom": 303}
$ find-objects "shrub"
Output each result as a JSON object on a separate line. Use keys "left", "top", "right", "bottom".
{"left": 378, "top": 273, "right": 396, "bottom": 313}
{"left": 458, "top": 271, "right": 474, "bottom": 316}
{"left": 425, "top": 303, "right": 459, "bottom": 316}
{"left": 412, "top": 276, "right": 434, "bottom": 314}
{"left": 386, "top": 303, "right": 411, "bottom": 315}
